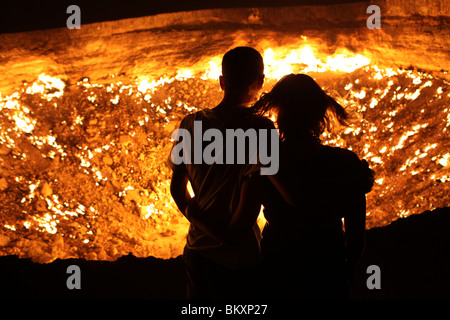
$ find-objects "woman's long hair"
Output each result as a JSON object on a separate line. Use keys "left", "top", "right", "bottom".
{"left": 252, "top": 74, "right": 350, "bottom": 141}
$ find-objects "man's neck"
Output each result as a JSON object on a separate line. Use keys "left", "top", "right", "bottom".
{"left": 215, "top": 93, "right": 255, "bottom": 110}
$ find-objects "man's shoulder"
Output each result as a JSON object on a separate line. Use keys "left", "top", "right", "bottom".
{"left": 248, "top": 114, "right": 276, "bottom": 129}
{"left": 179, "top": 110, "right": 204, "bottom": 128}
{"left": 179, "top": 109, "right": 275, "bottom": 130}
{"left": 181, "top": 110, "right": 203, "bottom": 121}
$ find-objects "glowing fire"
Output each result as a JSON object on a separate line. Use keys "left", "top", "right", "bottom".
{"left": 25, "top": 74, "right": 65, "bottom": 100}
{"left": 0, "top": 41, "right": 449, "bottom": 263}
{"left": 262, "top": 46, "right": 370, "bottom": 79}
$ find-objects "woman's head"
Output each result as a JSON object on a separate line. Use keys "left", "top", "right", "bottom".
{"left": 253, "top": 74, "right": 349, "bottom": 141}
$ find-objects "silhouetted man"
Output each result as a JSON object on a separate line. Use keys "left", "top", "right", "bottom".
{"left": 168, "top": 47, "right": 275, "bottom": 299}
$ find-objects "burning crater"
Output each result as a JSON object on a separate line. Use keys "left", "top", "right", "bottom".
{"left": 0, "top": 1, "right": 449, "bottom": 263}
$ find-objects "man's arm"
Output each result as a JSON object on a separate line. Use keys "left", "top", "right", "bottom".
{"left": 186, "top": 175, "right": 263, "bottom": 247}
{"left": 170, "top": 170, "right": 192, "bottom": 218}
{"left": 267, "top": 173, "right": 294, "bottom": 206}
{"left": 170, "top": 167, "right": 237, "bottom": 240}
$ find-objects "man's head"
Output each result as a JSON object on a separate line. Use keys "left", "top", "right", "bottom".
{"left": 220, "top": 47, "right": 264, "bottom": 100}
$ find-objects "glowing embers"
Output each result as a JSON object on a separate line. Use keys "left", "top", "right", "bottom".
{"left": 0, "top": 49, "right": 449, "bottom": 262}
{"left": 14, "top": 177, "right": 98, "bottom": 236}
{"left": 25, "top": 74, "right": 65, "bottom": 100}
{"left": 437, "top": 153, "right": 450, "bottom": 167}
{"left": 24, "top": 213, "right": 58, "bottom": 234}
{"left": 12, "top": 111, "right": 35, "bottom": 134}
{"left": 0, "top": 95, "right": 36, "bottom": 138}
{"left": 394, "top": 124, "right": 429, "bottom": 153}
{"left": 262, "top": 45, "right": 370, "bottom": 79}
{"left": 141, "top": 203, "right": 164, "bottom": 220}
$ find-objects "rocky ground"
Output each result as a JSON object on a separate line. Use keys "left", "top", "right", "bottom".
{"left": 0, "top": 62, "right": 448, "bottom": 263}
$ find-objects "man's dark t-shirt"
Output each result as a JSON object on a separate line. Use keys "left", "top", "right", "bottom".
{"left": 168, "top": 106, "right": 275, "bottom": 269}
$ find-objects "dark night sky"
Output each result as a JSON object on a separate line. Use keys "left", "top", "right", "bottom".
{"left": 0, "top": 0, "right": 367, "bottom": 34}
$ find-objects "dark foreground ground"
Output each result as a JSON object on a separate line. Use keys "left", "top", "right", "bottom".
{"left": 0, "top": 207, "right": 449, "bottom": 300}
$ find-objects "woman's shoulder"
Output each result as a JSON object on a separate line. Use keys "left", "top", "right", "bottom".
{"left": 322, "top": 146, "right": 374, "bottom": 192}
{"left": 322, "top": 145, "right": 361, "bottom": 163}
{"left": 320, "top": 145, "right": 366, "bottom": 174}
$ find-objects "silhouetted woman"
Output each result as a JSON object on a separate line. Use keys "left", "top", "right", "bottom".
{"left": 252, "top": 74, "right": 370, "bottom": 299}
